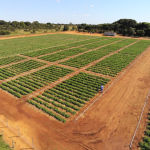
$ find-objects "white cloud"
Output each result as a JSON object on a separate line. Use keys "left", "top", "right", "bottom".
{"left": 90, "top": 5, "right": 94, "bottom": 7}
{"left": 83, "top": 15, "right": 90, "bottom": 17}
{"left": 73, "top": 15, "right": 76, "bottom": 17}
{"left": 56, "top": 0, "right": 60, "bottom": 2}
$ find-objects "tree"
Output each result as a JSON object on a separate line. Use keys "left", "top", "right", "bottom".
{"left": 11, "top": 21, "right": 20, "bottom": 28}
{"left": 20, "top": 21, "right": 25, "bottom": 28}
{"left": 25, "top": 21, "right": 31, "bottom": 26}
{"left": 63, "top": 25, "right": 69, "bottom": 31}
{"left": 136, "top": 30, "right": 145, "bottom": 36}
{"left": 0, "top": 20, "right": 6, "bottom": 25}
{"left": 127, "top": 27, "right": 136, "bottom": 36}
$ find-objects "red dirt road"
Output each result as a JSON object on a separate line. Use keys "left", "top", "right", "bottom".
{"left": 0, "top": 48, "right": 150, "bottom": 149}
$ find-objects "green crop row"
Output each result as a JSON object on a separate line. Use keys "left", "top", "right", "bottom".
{"left": 38, "top": 48, "right": 89, "bottom": 62}
{"left": 23, "top": 45, "right": 69, "bottom": 57}
{"left": 32, "top": 97, "right": 70, "bottom": 118}
{"left": 0, "top": 60, "right": 46, "bottom": 80}
{"left": 139, "top": 113, "right": 150, "bottom": 150}
{"left": 0, "top": 84, "right": 21, "bottom": 98}
{"left": 0, "top": 68, "right": 16, "bottom": 80}
{"left": 6, "top": 59, "right": 46, "bottom": 74}
{"left": 27, "top": 72, "right": 110, "bottom": 122}
{"left": 119, "top": 40, "right": 150, "bottom": 55}
{"left": 42, "top": 92, "right": 80, "bottom": 111}
{"left": 98, "top": 39, "right": 137, "bottom": 52}
{"left": 80, "top": 38, "right": 121, "bottom": 49}
{"left": 60, "top": 50, "right": 109, "bottom": 68}
{"left": 37, "top": 95, "right": 76, "bottom": 115}
{"left": 28, "top": 100, "right": 66, "bottom": 123}
{"left": 0, "top": 55, "right": 27, "bottom": 66}
{"left": 87, "top": 53, "right": 136, "bottom": 77}
{"left": 66, "top": 37, "right": 108, "bottom": 47}
{"left": 22, "top": 37, "right": 101, "bottom": 57}
{"left": 0, "top": 65, "right": 73, "bottom": 98}
{"left": 0, "top": 34, "right": 97, "bottom": 57}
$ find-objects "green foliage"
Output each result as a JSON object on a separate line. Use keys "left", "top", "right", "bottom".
{"left": 87, "top": 53, "right": 136, "bottom": 77}
{"left": 63, "top": 25, "right": 69, "bottom": 31}
{"left": 28, "top": 72, "right": 110, "bottom": 123}
{"left": 119, "top": 40, "right": 150, "bottom": 55}
{"left": 38, "top": 48, "right": 89, "bottom": 62}
{"left": 136, "top": 29, "right": 145, "bottom": 36}
{"left": 0, "top": 135, "right": 11, "bottom": 150}
{"left": 23, "top": 37, "right": 102, "bottom": 57}
{"left": 0, "top": 65, "right": 73, "bottom": 98}
{"left": 0, "top": 60, "right": 46, "bottom": 80}
{"left": 0, "top": 34, "right": 96, "bottom": 57}
{"left": 0, "top": 30, "right": 10, "bottom": 35}
{"left": 0, "top": 55, "right": 26, "bottom": 67}
{"left": 80, "top": 38, "right": 121, "bottom": 50}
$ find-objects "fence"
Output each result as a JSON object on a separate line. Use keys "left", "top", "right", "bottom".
{"left": 0, "top": 117, "right": 40, "bottom": 150}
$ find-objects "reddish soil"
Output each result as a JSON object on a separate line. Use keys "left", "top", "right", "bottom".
{"left": 0, "top": 45, "right": 150, "bottom": 150}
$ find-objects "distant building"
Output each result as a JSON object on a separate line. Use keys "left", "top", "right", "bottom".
{"left": 104, "top": 32, "right": 116, "bottom": 36}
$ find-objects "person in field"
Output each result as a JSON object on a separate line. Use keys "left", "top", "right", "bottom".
{"left": 100, "top": 84, "right": 104, "bottom": 93}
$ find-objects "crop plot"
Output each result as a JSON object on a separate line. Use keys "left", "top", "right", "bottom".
{"left": 80, "top": 38, "right": 121, "bottom": 49}
{"left": 60, "top": 50, "right": 110, "bottom": 68}
{"left": 65, "top": 37, "right": 109, "bottom": 47}
{"left": 86, "top": 54, "right": 136, "bottom": 77}
{"left": 38, "top": 48, "right": 90, "bottom": 62}
{"left": 0, "top": 55, "right": 27, "bottom": 67}
{"left": 28, "top": 72, "right": 110, "bottom": 123}
{"left": 0, "top": 60, "right": 46, "bottom": 80}
{"left": 0, "top": 65, "right": 73, "bottom": 98}
{"left": 0, "top": 34, "right": 97, "bottom": 57}
{"left": 22, "top": 45, "right": 70, "bottom": 57}
{"left": 99, "top": 39, "right": 137, "bottom": 52}
{"left": 22, "top": 37, "right": 104, "bottom": 57}
{"left": 119, "top": 40, "right": 150, "bottom": 55}
{"left": 60, "top": 39, "right": 138, "bottom": 68}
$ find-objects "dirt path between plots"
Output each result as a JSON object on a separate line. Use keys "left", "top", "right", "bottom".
{"left": 0, "top": 41, "right": 149, "bottom": 150}
{"left": 1, "top": 31, "right": 150, "bottom": 41}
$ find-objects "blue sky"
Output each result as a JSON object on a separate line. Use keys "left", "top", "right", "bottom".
{"left": 0, "top": 0, "right": 150, "bottom": 24}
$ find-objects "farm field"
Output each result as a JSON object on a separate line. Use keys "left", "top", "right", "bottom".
{"left": 0, "top": 65, "right": 73, "bottom": 98}
{"left": 0, "top": 55, "right": 27, "bottom": 67}
{"left": 0, "top": 60, "right": 46, "bottom": 80}
{"left": 0, "top": 34, "right": 99, "bottom": 57}
{"left": 87, "top": 40, "right": 150, "bottom": 77}
{"left": 22, "top": 37, "right": 108, "bottom": 57}
{"left": 28, "top": 72, "right": 110, "bottom": 122}
{"left": 0, "top": 33, "right": 150, "bottom": 150}
{"left": 60, "top": 39, "right": 138, "bottom": 68}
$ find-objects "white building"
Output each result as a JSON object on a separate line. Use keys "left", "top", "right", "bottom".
{"left": 104, "top": 32, "right": 116, "bottom": 36}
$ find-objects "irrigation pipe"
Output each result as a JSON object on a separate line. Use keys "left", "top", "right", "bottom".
{"left": 129, "top": 90, "right": 150, "bottom": 148}
{"left": 74, "top": 45, "right": 150, "bottom": 122}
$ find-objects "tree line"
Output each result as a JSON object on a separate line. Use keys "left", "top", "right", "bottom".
{"left": 77, "top": 19, "right": 150, "bottom": 37}
{"left": 0, "top": 20, "right": 77, "bottom": 35}
{"left": 0, "top": 19, "right": 150, "bottom": 37}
